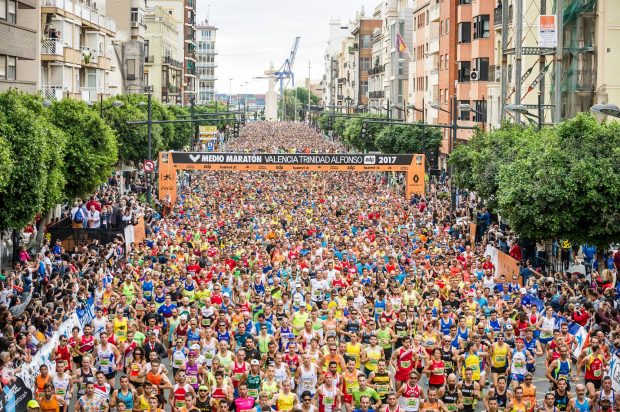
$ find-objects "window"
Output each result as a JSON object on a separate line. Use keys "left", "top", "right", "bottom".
{"left": 8, "top": 0, "right": 15, "bottom": 23}
{"left": 144, "top": 40, "right": 149, "bottom": 59}
{"left": 458, "top": 22, "right": 471, "bottom": 43}
{"left": 459, "top": 0, "right": 471, "bottom": 4}
{"left": 458, "top": 60, "right": 470, "bottom": 82}
{"left": 473, "top": 15, "right": 490, "bottom": 39}
{"left": 440, "top": 55, "right": 444, "bottom": 70}
{"left": 361, "top": 58, "right": 371, "bottom": 72}
{"left": 0, "top": 55, "right": 5, "bottom": 79}
{"left": 474, "top": 100, "right": 487, "bottom": 122}
{"left": 130, "top": 7, "right": 138, "bottom": 22}
{"left": 7, "top": 56, "right": 15, "bottom": 80}
{"left": 127, "top": 59, "right": 136, "bottom": 80}
{"left": 361, "top": 35, "right": 371, "bottom": 49}
{"left": 445, "top": 18, "right": 449, "bottom": 34}
{"left": 458, "top": 100, "right": 471, "bottom": 120}
{"left": 473, "top": 57, "right": 489, "bottom": 81}
{"left": 361, "top": 80, "right": 368, "bottom": 96}
{"left": 0, "top": 0, "right": 6, "bottom": 20}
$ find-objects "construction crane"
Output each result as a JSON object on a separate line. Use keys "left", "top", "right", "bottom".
{"left": 255, "top": 36, "right": 300, "bottom": 121}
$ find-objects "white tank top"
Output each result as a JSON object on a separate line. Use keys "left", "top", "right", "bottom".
{"left": 274, "top": 364, "right": 288, "bottom": 383}
{"left": 541, "top": 316, "right": 555, "bottom": 338}
{"left": 320, "top": 386, "right": 337, "bottom": 412}
{"left": 53, "top": 372, "right": 71, "bottom": 398}
{"left": 201, "top": 339, "right": 217, "bottom": 367}
{"left": 96, "top": 345, "right": 115, "bottom": 373}
{"left": 298, "top": 365, "right": 317, "bottom": 395}
{"left": 92, "top": 317, "right": 107, "bottom": 339}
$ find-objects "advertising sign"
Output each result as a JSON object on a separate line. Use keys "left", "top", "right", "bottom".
{"left": 539, "top": 15, "right": 557, "bottom": 48}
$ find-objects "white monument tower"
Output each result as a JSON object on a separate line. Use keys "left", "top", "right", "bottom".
{"left": 265, "top": 62, "right": 278, "bottom": 121}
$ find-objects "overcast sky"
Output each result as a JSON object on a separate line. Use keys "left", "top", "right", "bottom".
{"left": 197, "top": 0, "right": 380, "bottom": 95}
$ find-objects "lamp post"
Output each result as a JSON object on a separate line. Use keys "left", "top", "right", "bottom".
{"left": 228, "top": 78, "right": 233, "bottom": 111}
{"left": 407, "top": 100, "right": 425, "bottom": 123}
{"left": 506, "top": 103, "right": 541, "bottom": 130}
{"left": 99, "top": 96, "right": 123, "bottom": 117}
{"left": 457, "top": 102, "right": 486, "bottom": 132}
{"left": 590, "top": 103, "right": 620, "bottom": 118}
{"left": 431, "top": 96, "right": 459, "bottom": 210}
{"left": 144, "top": 86, "right": 154, "bottom": 204}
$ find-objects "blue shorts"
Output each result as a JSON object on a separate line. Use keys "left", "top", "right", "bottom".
{"left": 511, "top": 373, "right": 525, "bottom": 382}
{"left": 539, "top": 336, "right": 553, "bottom": 345}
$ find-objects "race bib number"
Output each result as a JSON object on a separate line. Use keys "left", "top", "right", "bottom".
{"left": 324, "top": 396, "right": 335, "bottom": 405}
{"left": 407, "top": 398, "right": 420, "bottom": 408}
{"left": 401, "top": 361, "right": 411, "bottom": 369}
{"left": 248, "top": 389, "right": 259, "bottom": 398}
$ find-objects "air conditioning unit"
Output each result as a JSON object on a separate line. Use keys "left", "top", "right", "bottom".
{"left": 131, "top": 21, "right": 139, "bottom": 28}
{"left": 470, "top": 68, "right": 479, "bottom": 81}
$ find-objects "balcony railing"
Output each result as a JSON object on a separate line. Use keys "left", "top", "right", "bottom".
{"left": 40, "top": 85, "right": 66, "bottom": 101}
{"left": 42, "top": 0, "right": 117, "bottom": 34}
{"left": 41, "top": 39, "right": 64, "bottom": 56}
{"left": 145, "top": 55, "right": 154, "bottom": 64}
{"left": 163, "top": 56, "right": 183, "bottom": 69}
{"left": 494, "top": 5, "right": 513, "bottom": 27}
{"left": 79, "top": 87, "right": 102, "bottom": 103}
{"left": 369, "top": 65, "right": 385, "bottom": 75}
{"left": 369, "top": 91, "right": 384, "bottom": 99}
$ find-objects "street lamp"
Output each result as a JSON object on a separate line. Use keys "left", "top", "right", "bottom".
{"left": 228, "top": 78, "right": 233, "bottom": 111}
{"left": 42, "top": 100, "right": 52, "bottom": 108}
{"left": 407, "top": 103, "right": 424, "bottom": 123}
{"left": 506, "top": 103, "right": 541, "bottom": 130}
{"left": 458, "top": 102, "right": 486, "bottom": 131}
{"left": 590, "top": 103, "right": 620, "bottom": 118}
{"left": 143, "top": 86, "right": 154, "bottom": 204}
{"left": 98, "top": 98, "right": 123, "bottom": 117}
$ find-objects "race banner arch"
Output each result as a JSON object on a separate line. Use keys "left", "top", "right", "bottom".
{"left": 158, "top": 152, "right": 425, "bottom": 205}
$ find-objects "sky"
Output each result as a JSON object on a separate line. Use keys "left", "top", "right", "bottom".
{"left": 197, "top": 0, "right": 380, "bottom": 95}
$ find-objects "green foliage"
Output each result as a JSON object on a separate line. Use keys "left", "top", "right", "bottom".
{"left": 0, "top": 132, "right": 14, "bottom": 191}
{"left": 333, "top": 117, "right": 348, "bottom": 137}
{"left": 451, "top": 114, "right": 620, "bottom": 246}
{"left": 449, "top": 123, "right": 532, "bottom": 209}
{"left": 278, "top": 88, "right": 320, "bottom": 121}
{"left": 318, "top": 113, "right": 332, "bottom": 131}
{"left": 166, "top": 105, "right": 193, "bottom": 150}
{"left": 374, "top": 123, "right": 442, "bottom": 154}
{"left": 101, "top": 98, "right": 163, "bottom": 164}
{"left": 343, "top": 114, "right": 387, "bottom": 152}
{"left": 0, "top": 90, "right": 67, "bottom": 230}
{"left": 48, "top": 99, "right": 118, "bottom": 200}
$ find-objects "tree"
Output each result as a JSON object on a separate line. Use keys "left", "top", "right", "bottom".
{"left": 0, "top": 90, "right": 67, "bottom": 231}
{"left": 103, "top": 103, "right": 163, "bottom": 165}
{"left": 374, "top": 123, "right": 442, "bottom": 154}
{"left": 318, "top": 113, "right": 333, "bottom": 131}
{"left": 333, "top": 117, "right": 348, "bottom": 138}
{"left": 48, "top": 99, "right": 118, "bottom": 200}
{"left": 166, "top": 105, "right": 194, "bottom": 150}
{"left": 343, "top": 114, "right": 387, "bottom": 152}
{"left": 497, "top": 113, "right": 620, "bottom": 247}
{"left": 278, "top": 88, "right": 320, "bottom": 121}
{"left": 449, "top": 123, "right": 533, "bottom": 209}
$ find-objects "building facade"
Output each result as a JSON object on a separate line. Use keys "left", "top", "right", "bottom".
{"left": 40, "top": 0, "right": 117, "bottom": 103}
{"left": 323, "top": 18, "right": 351, "bottom": 107}
{"left": 196, "top": 20, "right": 217, "bottom": 104}
{"left": 351, "top": 14, "right": 382, "bottom": 108}
{"left": 106, "top": 0, "right": 147, "bottom": 95}
{"left": 149, "top": 0, "right": 196, "bottom": 105}
{"left": 144, "top": 6, "right": 183, "bottom": 104}
{"left": 0, "top": 0, "right": 39, "bottom": 93}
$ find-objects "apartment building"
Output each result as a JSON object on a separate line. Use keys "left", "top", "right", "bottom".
{"left": 380, "top": 0, "right": 413, "bottom": 119}
{"left": 0, "top": 0, "right": 39, "bottom": 93}
{"left": 408, "top": 0, "right": 440, "bottom": 123}
{"left": 336, "top": 34, "right": 356, "bottom": 110}
{"left": 150, "top": 0, "right": 196, "bottom": 105}
{"left": 40, "top": 0, "right": 117, "bottom": 103}
{"left": 368, "top": 23, "right": 385, "bottom": 110}
{"left": 106, "top": 0, "right": 147, "bottom": 95}
{"left": 351, "top": 14, "right": 382, "bottom": 108}
{"left": 144, "top": 6, "right": 183, "bottom": 104}
{"left": 323, "top": 18, "right": 351, "bottom": 107}
{"left": 196, "top": 20, "right": 217, "bottom": 104}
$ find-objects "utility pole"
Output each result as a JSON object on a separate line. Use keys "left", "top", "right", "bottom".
{"left": 145, "top": 86, "right": 153, "bottom": 205}
{"left": 228, "top": 78, "right": 233, "bottom": 111}
{"left": 539, "top": 0, "right": 547, "bottom": 127}
{"left": 554, "top": 0, "right": 564, "bottom": 123}
{"left": 514, "top": 0, "right": 524, "bottom": 124}
{"left": 500, "top": 0, "right": 509, "bottom": 121}
{"left": 190, "top": 96, "right": 197, "bottom": 149}
{"left": 450, "top": 95, "right": 457, "bottom": 211}
{"left": 308, "top": 60, "right": 311, "bottom": 121}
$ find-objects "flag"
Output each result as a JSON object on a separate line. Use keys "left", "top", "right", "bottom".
{"left": 396, "top": 32, "right": 414, "bottom": 61}
{"left": 569, "top": 324, "right": 590, "bottom": 358}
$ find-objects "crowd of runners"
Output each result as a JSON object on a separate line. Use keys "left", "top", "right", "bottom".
{"left": 3, "top": 121, "right": 619, "bottom": 412}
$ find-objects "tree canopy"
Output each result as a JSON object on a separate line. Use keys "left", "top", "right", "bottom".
{"left": 449, "top": 113, "right": 620, "bottom": 247}
{"left": 374, "top": 123, "right": 442, "bottom": 154}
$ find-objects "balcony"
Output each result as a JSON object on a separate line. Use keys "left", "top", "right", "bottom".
{"left": 369, "top": 91, "right": 384, "bottom": 99}
{"left": 163, "top": 84, "right": 181, "bottom": 95}
{"left": 145, "top": 55, "right": 154, "bottom": 64}
{"left": 429, "top": 4, "right": 440, "bottom": 22}
{"left": 428, "top": 36, "right": 439, "bottom": 55}
{"left": 494, "top": 5, "right": 513, "bottom": 27}
{"left": 163, "top": 56, "right": 183, "bottom": 69}
{"left": 42, "top": 0, "right": 117, "bottom": 34}
{"left": 369, "top": 65, "right": 385, "bottom": 75}
{"left": 199, "top": 74, "right": 216, "bottom": 81}
{"left": 40, "top": 85, "right": 66, "bottom": 101}
{"left": 41, "top": 39, "right": 64, "bottom": 56}
{"left": 79, "top": 87, "right": 103, "bottom": 103}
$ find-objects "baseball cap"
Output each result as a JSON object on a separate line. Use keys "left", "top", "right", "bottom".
{"left": 519, "top": 288, "right": 527, "bottom": 295}
{"left": 28, "top": 400, "right": 40, "bottom": 408}
{"left": 199, "top": 385, "right": 209, "bottom": 391}
{"left": 251, "top": 359, "right": 260, "bottom": 365}
{"left": 223, "top": 292, "right": 230, "bottom": 298}
{"left": 506, "top": 324, "right": 513, "bottom": 330}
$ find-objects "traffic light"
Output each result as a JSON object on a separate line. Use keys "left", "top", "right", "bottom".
{"left": 361, "top": 122, "right": 368, "bottom": 140}
{"left": 327, "top": 116, "right": 334, "bottom": 129}
{"left": 426, "top": 148, "right": 439, "bottom": 170}
{"left": 233, "top": 120, "right": 240, "bottom": 137}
